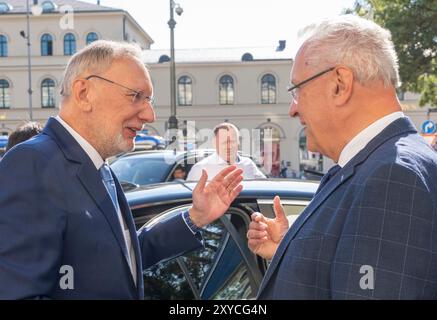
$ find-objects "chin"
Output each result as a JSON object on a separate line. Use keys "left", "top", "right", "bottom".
{"left": 112, "top": 135, "right": 134, "bottom": 156}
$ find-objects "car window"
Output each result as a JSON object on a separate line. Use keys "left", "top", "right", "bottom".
{"left": 257, "top": 199, "right": 309, "bottom": 227}
{"left": 139, "top": 206, "right": 258, "bottom": 300}
{"left": 111, "top": 157, "right": 171, "bottom": 185}
{"left": 143, "top": 259, "right": 196, "bottom": 299}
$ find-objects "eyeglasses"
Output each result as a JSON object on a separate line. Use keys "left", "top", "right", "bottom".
{"left": 85, "top": 75, "right": 155, "bottom": 106}
{"left": 287, "top": 67, "right": 335, "bottom": 103}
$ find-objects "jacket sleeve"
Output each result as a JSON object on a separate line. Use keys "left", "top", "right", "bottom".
{"left": 137, "top": 211, "right": 203, "bottom": 270}
{"left": 0, "top": 146, "right": 67, "bottom": 299}
{"left": 331, "top": 163, "right": 437, "bottom": 299}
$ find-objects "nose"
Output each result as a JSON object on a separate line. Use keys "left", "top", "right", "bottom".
{"left": 138, "top": 102, "right": 156, "bottom": 124}
{"left": 289, "top": 100, "right": 298, "bottom": 118}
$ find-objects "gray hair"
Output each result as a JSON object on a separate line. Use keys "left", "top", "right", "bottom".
{"left": 301, "top": 15, "right": 400, "bottom": 87}
{"left": 60, "top": 40, "right": 144, "bottom": 97}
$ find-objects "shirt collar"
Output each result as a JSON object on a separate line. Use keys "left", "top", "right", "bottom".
{"left": 211, "top": 151, "right": 241, "bottom": 165}
{"left": 338, "top": 111, "right": 405, "bottom": 167}
{"left": 55, "top": 115, "right": 104, "bottom": 169}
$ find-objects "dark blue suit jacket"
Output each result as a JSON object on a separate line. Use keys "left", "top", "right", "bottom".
{"left": 0, "top": 118, "right": 202, "bottom": 299}
{"left": 258, "top": 117, "right": 437, "bottom": 299}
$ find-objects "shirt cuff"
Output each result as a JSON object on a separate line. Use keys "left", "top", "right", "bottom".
{"left": 182, "top": 209, "right": 202, "bottom": 235}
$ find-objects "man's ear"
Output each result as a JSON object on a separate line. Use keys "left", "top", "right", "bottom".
{"left": 71, "top": 78, "right": 93, "bottom": 112}
{"left": 331, "top": 66, "right": 353, "bottom": 106}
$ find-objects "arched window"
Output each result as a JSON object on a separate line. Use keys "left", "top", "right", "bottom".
{"left": 261, "top": 74, "right": 276, "bottom": 104}
{"left": 86, "top": 32, "right": 98, "bottom": 45}
{"left": 0, "top": 79, "right": 11, "bottom": 108}
{"left": 41, "top": 33, "right": 53, "bottom": 56}
{"left": 0, "top": 2, "right": 12, "bottom": 14}
{"left": 63, "top": 33, "right": 76, "bottom": 56}
{"left": 41, "top": 1, "right": 56, "bottom": 13}
{"left": 41, "top": 78, "right": 55, "bottom": 108}
{"left": 0, "top": 35, "right": 7, "bottom": 57}
{"left": 219, "top": 75, "right": 234, "bottom": 105}
{"left": 178, "top": 76, "right": 192, "bottom": 106}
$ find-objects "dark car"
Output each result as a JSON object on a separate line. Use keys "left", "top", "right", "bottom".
{"left": 126, "top": 179, "right": 318, "bottom": 299}
{"left": 110, "top": 149, "right": 266, "bottom": 190}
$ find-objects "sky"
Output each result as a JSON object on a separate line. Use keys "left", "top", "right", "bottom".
{"left": 93, "top": 0, "right": 356, "bottom": 52}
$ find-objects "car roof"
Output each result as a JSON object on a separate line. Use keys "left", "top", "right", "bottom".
{"left": 112, "top": 149, "right": 262, "bottom": 165}
{"left": 126, "top": 178, "right": 318, "bottom": 208}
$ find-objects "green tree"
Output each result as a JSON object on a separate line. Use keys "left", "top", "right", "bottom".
{"left": 345, "top": 0, "right": 437, "bottom": 106}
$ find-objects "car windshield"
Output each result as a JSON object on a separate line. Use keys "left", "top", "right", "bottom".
{"left": 111, "top": 157, "right": 171, "bottom": 186}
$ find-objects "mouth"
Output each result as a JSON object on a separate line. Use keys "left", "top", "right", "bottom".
{"left": 124, "top": 126, "right": 142, "bottom": 138}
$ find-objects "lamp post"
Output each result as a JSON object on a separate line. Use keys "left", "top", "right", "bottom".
{"left": 167, "top": 0, "right": 183, "bottom": 143}
{"left": 20, "top": 0, "right": 33, "bottom": 121}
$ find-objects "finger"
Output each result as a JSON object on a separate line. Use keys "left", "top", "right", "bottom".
{"left": 226, "top": 174, "right": 243, "bottom": 192}
{"left": 229, "top": 184, "right": 243, "bottom": 201}
{"left": 195, "top": 169, "right": 208, "bottom": 193}
{"left": 247, "top": 229, "right": 268, "bottom": 240}
{"left": 251, "top": 212, "right": 267, "bottom": 223}
{"left": 223, "top": 168, "right": 244, "bottom": 188}
{"left": 273, "top": 195, "right": 287, "bottom": 222}
{"left": 249, "top": 221, "right": 268, "bottom": 231}
{"left": 213, "top": 165, "right": 237, "bottom": 182}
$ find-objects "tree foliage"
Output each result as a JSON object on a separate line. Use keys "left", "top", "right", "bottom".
{"left": 345, "top": 0, "right": 437, "bottom": 106}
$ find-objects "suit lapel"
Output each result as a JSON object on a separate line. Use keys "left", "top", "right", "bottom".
{"left": 257, "top": 117, "right": 418, "bottom": 297}
{"left": 76, "top": 164, "right": 130, "bottom": 264}
{"left": 42, "top": 117, "right": 131, "bottom": 273}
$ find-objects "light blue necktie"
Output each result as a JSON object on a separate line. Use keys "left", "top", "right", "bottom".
{"left": 99, "top": 163, "right": 135, "bottom": 280}
{"left": 99, "top": 163, "right": 120, "bottom": 212}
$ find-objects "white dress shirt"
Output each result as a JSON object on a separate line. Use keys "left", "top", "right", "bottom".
{"left": 187, "top": 152, "right": 266, "bottom": 181}
{"left": 55, "top": 116, "right": 137, "bottom": 285}
{"left": 337, "top": 111, "right": 405, "bottom": 168}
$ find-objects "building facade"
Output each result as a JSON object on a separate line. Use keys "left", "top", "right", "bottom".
{"left": 1, "top": 0, "right": 435, "bottom": 175}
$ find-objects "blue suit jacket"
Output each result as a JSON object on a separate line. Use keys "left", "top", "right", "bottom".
{"left": 258, "top": 117, "right": 437, "bottom": 299}
{"left": 0, "top": 118, "right": 202, "bottom": 299}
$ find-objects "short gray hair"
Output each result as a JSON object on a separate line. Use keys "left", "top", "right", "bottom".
{"left": 301, "top": 15, "right": 400, "bottom": 87}
{"left": 60, "top": 40, "right": 144, "bottom": 97}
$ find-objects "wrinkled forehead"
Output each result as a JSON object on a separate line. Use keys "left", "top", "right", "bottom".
{"left": 290, "top": 47, "right": 308, "bottom": 83}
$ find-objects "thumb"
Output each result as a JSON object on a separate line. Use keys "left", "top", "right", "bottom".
{"left": 273, "top": 195, "right": 287, "bottom": 222}
{"left": 195, "top": 169, "right": 208, "bottom": 192}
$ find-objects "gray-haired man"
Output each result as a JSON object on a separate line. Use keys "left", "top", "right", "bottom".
{"left": 0, "top": 40, "right": 243, "bottom": 299}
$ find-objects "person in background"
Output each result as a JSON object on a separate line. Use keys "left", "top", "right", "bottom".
{"left": 6, "top": 121, "right": 43, "bottom": 152}
{"left": 172, "top": 165, "right": 187, "bottom": 181}
{"left": 187, "top": 122, "right": 266, "bottom": 181}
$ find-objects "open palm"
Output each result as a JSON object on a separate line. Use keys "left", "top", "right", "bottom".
{"left": 190, "top": 166, "right": 243, "bottom": 227}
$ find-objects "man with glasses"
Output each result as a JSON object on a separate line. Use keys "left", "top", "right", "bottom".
{"left": 247, "top": 15, "right": 437, "bottom": 299}
{"left": 0, "top": 40, "right": 243, "bottom": 299}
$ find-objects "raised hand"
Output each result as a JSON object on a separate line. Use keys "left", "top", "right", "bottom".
{"left": 189, "top": 166, "right": 243, "bottom": 228}
{"left": 247, "top": 195, "right": 289, "bottom": 260}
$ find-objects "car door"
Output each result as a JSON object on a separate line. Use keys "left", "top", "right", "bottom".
{"left": 135, "top": 203, "right": 262, "bottom": 300}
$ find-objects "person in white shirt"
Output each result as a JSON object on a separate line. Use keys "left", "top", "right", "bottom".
{"left": 187, "top": 122, "right": 266, "bottom": 181}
